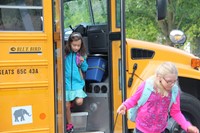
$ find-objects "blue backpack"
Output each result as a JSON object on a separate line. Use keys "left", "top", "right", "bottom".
{"left": 128, "top": 79, "right": 179, "bottom": 122}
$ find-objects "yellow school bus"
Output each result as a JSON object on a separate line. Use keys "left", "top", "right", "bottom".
{"left": 0, "top": 0, "right": 200, "bottom": 133}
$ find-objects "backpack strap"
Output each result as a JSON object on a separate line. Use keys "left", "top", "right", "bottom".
{"left": 128, "top": 80, "right": 153, "bottom": 122}
{"left": 137, "top": 82, "right": 153, "bottom": 106}
{"left": 168, "top": 83, "right": 179, "bottom": 112}
{"left": 166, "top": 83, "right": 179, "bottom": 122}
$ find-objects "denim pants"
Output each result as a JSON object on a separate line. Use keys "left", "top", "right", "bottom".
{"left": 135, "top": 128, "right": 165, "bottom": 133}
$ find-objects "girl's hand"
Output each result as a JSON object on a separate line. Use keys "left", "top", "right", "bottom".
{"left": 117, "top": 104, "right": 127, "bottom": 115}
{"left": 79, "top": 56, "right": 84, "bottom": 63}
{"left": 187, "top": 125, "right": 199, "bottom": 133}
{"left": 76, "top": 55, "right": 84, "bottom": 67}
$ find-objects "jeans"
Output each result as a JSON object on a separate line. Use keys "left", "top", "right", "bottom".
{"left": 135, "top": 128, "right": 165, "bottom": 133}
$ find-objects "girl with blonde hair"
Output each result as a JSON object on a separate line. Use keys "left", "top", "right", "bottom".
{"left": 117, "top": 62, "right": 199, "bottom": 133}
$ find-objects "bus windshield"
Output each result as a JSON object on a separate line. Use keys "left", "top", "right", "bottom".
{"left": 64, "top": 0, "right": 107, "bottom": 29}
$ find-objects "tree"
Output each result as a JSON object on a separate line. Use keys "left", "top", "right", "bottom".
{"left": 125, "top": 0, "right": 160, "bottom": 42}
{"left": 159, "top": 0, "right": 200, "bottom": 47}
{"left": 125, "top": 0, "right": 200, "bottom": 56}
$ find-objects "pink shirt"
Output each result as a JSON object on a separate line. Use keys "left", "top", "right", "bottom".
{"left": 123, "top": 81, "right": 191, "bottom": 133}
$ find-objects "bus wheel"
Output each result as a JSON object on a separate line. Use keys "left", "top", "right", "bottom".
{"left": 166, "top": 118, "right": 186, "bottom": 133}
{"left": 166, "top": 93, "right": 200, "bottom": 133}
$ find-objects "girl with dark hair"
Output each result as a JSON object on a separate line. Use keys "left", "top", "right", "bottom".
{"left": 65, "top": 32, "right": 88, "bottom": 133}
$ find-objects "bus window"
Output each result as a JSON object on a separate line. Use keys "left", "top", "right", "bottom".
{"left": 90, "top": 0, "right": 107, "bottom": 24}
{"left": 116, "top": 0, "right": 120, "bottom": 28}
{"left": 0, "top": 0, "right": 43, "bottom": 31}
{"left": 64, "top": 0, "right": 108, "bottom": 45}
{"left": 64, "top": 0, "right": 107, "bottom": 29}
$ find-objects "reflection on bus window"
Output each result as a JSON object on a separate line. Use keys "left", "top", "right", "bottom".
{"left": 0, "top": 0, "right": 43, "bottom": 31}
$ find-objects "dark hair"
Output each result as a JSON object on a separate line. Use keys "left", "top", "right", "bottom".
{"left": 65, "top": 32, "right": 87, "bottom": 56}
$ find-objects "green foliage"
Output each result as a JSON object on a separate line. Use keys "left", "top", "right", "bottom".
{"left": 63, "top": 0, "right": 107, "bottom": 28}
{"left": 125, "top": 0, "right": 160, "bottom": 42}
{"left": 64, "top": 0, "right": 91, "bottom": 28}
{"left": 125, "top": 0, "right": 200, "bottom": 56}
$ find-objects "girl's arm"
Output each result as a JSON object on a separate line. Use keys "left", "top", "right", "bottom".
{"left": 122, "top": 82, "right": 145, "bottom": 110}
{"left": 170, "top": 93, "right": 191, "bottom": 131}
{"left": 80, "top": 57, "right": 88, "bottom": 72}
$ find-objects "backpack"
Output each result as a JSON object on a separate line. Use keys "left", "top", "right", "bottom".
{"left": 128, "top": 79, "right": 179, "bottom": 122}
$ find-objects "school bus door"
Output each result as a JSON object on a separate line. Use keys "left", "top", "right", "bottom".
{"left": 54, "top": 0, "right": 66, "bottom": 132}
{"left": 109, "top": 0, "right": 127, "bottom": 132}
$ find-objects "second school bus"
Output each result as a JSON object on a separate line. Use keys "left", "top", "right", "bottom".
{"left": 0, "top": 0, "right": 200, "bottom": 133}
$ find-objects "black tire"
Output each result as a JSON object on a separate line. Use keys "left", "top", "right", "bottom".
{"left": 166, "top": 92, "right": 200, "bottom": 133}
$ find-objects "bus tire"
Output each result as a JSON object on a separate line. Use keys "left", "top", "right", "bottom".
{"left": 166, "top": 92, "right": 200, "bottom": 133}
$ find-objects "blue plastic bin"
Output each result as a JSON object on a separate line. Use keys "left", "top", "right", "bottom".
{"left": 86, "top": 57, "right": 107, "bottom": 82}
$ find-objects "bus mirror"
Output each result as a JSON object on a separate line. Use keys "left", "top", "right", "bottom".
{"left": 156, "top": 0, "right": 167, "bottom": 20}
{"left": 169, "top": 30, "right": 187, "bottom": 45}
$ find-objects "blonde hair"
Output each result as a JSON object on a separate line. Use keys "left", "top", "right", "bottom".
{"left": 154, "top": 62, "right": 178, "bottom": 96}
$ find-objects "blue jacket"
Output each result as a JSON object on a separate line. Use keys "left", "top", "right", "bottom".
{"left": 65, "top": 52, "right": 88, "bottom": 90}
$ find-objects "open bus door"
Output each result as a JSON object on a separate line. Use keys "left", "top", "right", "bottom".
{"left": 109, "top": 0, "right": 128, "bottom": 132}
{"left": 60, "top": 0, "right": 130, "bottom": 132}
{"left": 54, "top": 0, "right": 66, "bottom": 133}
{"left": 58, "top": 0, "right": 167, "bottom": 132}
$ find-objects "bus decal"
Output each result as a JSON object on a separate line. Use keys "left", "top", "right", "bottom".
{"left": 12, "top": 105, "right": 32, "bottom": 125}
{"left": 0, "top": 68, "right": 39, "bottom": 75}
{"left": 9, "top": 46, "right": 42, "bottom": 54}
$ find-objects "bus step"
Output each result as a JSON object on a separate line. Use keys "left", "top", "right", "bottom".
{"left": 71, "top": 112, "right": 104, "bottom": 133}
{"left": 71, "top": 112, "right": 88, "bottom": 132}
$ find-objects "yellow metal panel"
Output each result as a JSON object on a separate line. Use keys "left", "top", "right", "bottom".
{"left": 0, "top": 1, "right": 55, "bottom": 133}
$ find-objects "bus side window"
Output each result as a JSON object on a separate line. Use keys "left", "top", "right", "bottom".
{"left": 0, "top": 0, "right": 43, "bottom": 31}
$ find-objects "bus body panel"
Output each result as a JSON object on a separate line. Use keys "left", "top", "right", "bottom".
{"left": 0, "top": 0, "right": 55, "bottom": 132}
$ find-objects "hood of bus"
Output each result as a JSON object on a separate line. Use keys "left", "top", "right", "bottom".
{"left": 126, "top": 38, "right": 200, "bottom": 81}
